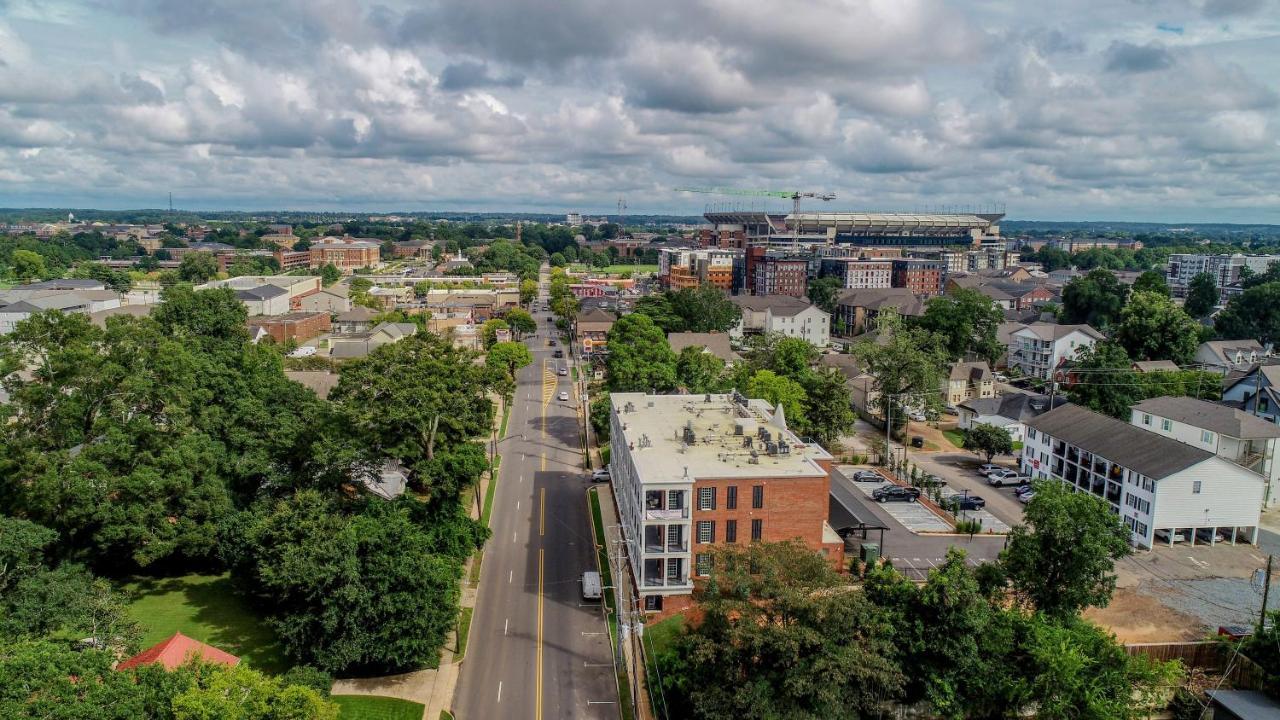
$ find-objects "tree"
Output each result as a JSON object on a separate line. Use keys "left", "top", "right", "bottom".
{"left": 520, "top": 278, "right": 538, "bottom": 306}
{"left": 1066, "top": 341, "right": 1140, "bottom": 418}
{"left": 486, "top": 341, "right": 533, "bottom": 390}
{"left": 743, "top": 335, "right": 818, "bottom": 381}
{"left": 606, "top": 314, "right": 678, "bottom": 391}
{"left": 170, "top": 662, "right": 339, "bottom": 720}
{"left": 800, "top": 367, "right": 855, "bottom": 445}
{"left": 746, "top": 370, "right": 807, "bottom": 427}
{"left": 1131, "top": 270, "right": 1169, "bottom": 296}
{"left": 632, "top": 293, "right": 685, "bottom": 333}
{"left": 852, "top": 312, "right": 949, "bottom": 433}
{"left": 504, "top": 308, "right": 536, "bottom": 339}
{"left": 806, "top": 276, "right": 842, "bottom": 314}
{"left": 657, "top": 541, "right": 904, "bottom": 719}
{"left": 480, "top": 318, "right": 510, "bottom": 349}
{"left": 1215, "top": 282, "right": 1280, "bottom": 346}
{"left": 675, "top": 346, "right": 725, "bottom": 394}
{"left": 914, "top": 288, "right": 1005, "bottom": 363}
{"left": 70, "top": 261, "right": 132, "bottom": 292}
{"left": 10, "top": 249, "right": 48, "bottom": 280}
{"left": 1113, "top": 290, "right": 1200, "bottom": 364}
{"left": 962, "top": 423, "right": 1014, "bottom": 462}
{"left": 178, "top": 251, "right": 219, "bottom": 282}
{"left": 549, "top": 252, "right": 566, "bottom": 267}
{"left": 1183, "top": 272, "right": 1218, "bottom": 317}
{"left": 590, "top": 392, "right": 611, "bottom": 442}
{"left": 1060, "top": 269, "right": 1128, "bottom": 328}
{"left": 317, "top": 263, "right": 341, "bottom": 286}
{"left": 668, "top": 284, "right": 741, "bottom": 333}
{"left": 1001, "top": 481, "right": 1131, "bottom": 617}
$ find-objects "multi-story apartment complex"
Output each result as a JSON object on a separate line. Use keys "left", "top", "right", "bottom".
{"left": 1006, "top": 322, "right": 1102, "bottom": 380}
{"left": 1022, "top": 403, "right": 1264, "bottom": 548}
{"left": 608, "top": 392, "right": 843, "bottom": 615}
{"left": 658, "top": 248, "right": 741, "bottom": 292}
{"left": 730, "top": 295, "right": 830, "bottom": 347}
{"left": 750, "top": 254, "right": 808, "bottom": 297}
{"left": 308, "top": 236, "right": 382, "bottom": 272}
{"left": 1166, "top": 253, "right": 1280, "bottom": 298}
{"left": 890, "top": 258, "right": 944, "bottom": 296}
{"left": 819, "top": 258, "right": 892, "bottom": 289}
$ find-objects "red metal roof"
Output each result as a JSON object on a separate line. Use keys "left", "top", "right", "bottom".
{"left": 116, "top": 632, "right": 240, "bottom": 672}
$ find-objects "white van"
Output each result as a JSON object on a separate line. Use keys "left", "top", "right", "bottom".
{"left": 581, "top": 571, "right": 602, "bottom": 601}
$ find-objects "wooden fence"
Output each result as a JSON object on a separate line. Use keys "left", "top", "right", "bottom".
{"left": 1126, "top": 641, "right": 1270, "bottom": 690}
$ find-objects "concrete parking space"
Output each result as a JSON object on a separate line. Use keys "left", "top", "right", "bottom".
{"left": 942, "top": 496, "right": 1011, "bottom": 534}
{"left": 908, "top": 452, "right": 1026, "bottom": 528}
{"left": 841, "top": 472, "right": 953, "bottom": 533}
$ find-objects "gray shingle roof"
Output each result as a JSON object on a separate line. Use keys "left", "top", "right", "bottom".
{"left": 730, "top": 294, "right": 816, "bottom": 316}
{"left": 235, "top": 285, "right": 288, "bottom": 301}
{"left": 1025, "top": 403, "right": 1214, "bottom": 479}
{"left": 1132, "top": 396, "right": 1280, "bottom": 439}
{"left": 667, "top": 332, "right": 741, "bottom": 362}
{"left": 1015, "top": 322, "right": 1104, "bottom": 341}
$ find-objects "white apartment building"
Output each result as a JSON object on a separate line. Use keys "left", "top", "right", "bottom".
{"left": 1131, "top": 396, "right": 1280, "bottom": 508}
{"left": 1023, "top": 404, "right": 1264, "bottom": 548}
{"left": 729, "top": 295, "right": 830, "bottom": 347}
{"left": 1166, "top": 253, "right": 1280, "bottom": 299}
{"left": 1006, "top": 322, "right": 1102, "bottom": 380}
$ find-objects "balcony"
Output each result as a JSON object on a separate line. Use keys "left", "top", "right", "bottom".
{"left": 646, "top": 508, "right": 688, "bottom": 520}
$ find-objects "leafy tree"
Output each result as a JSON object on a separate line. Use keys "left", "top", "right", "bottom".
{"left": 606, "top": 314, "right": 677, "bottom": 391}
{"left": 1131, "top": 270, "right": 1169, "bottom": 295}
{"left": 10, "top": 249, "right": 48, "bottom": 280}
{"left": 675, "top": 346, "right": 726, "bottom": 394}
{"left": 800, "top": 367, "right": 854, "bottom": 444}
{"left": 806, "top": 276, "right": 842, "bottom": 314}
{"left": 70, "top": 261, "right": 133, "bottom": 292}
{"left": 668, "top": 283, "right": 741, "bottom": 333}
{"left": 504, "top": 308, "right": 536, "bottom": 338}
{"left": 1114, "top": 290, "right": 1200, "bottom": 364}
{"left": 171, "top": 662, "right": 339, "bottom": 719}
{"left": 479, "top": 318, "right": 510, "bottom": 349}
{"left": 1183, "top": 272, "right": 1218, "bottom": 317}
{"left": 486, "top": 341, "right": 533, "bottom": 390}
{"left": 1065, "top": 341, "right": 1140, "bottom": 418}
{"left": 549, "top": 252, "right": 566, "bottom": 267}
{"left": 520, "top": 278, "right": 538, "bottom": 306}
{"left": 178, "top": 251, "right": 219, "bottom": 282}
{"left": 914, "top": 288, "right": 1005, "bottom": 363}
{"left": 590, "top": 392, "right": 611, "bottom": 441}
{"left": 962, "top": 423, "right": 1014, "bottom": 462}
{"left": 317, "top": 263, "right": 341, "bottom": 286}
{"left": 1060, "top": 269, "right": 1128, "bottom": 328}
{"left": 632, "top": 293, "right": 685, "bottom": 333}
{"left": 852, "top": 312, "right": 949, "bottom": 433}
{"left": 1002, "top": 481, "right": 1131, "bottom": 617}
{"left": 743, "top": 334, "right": 818, "bottom": 381}
{"left": 746, "top": 370, "right": 807, "bottom": 427}
{"left": 657, "top": 541, "right": 904, "bottom": 719}
{"left": 1215, "top": 281, "right": 1280, "bottom": 346}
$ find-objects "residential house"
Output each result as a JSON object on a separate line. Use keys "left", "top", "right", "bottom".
{"left": 574, "top": 308, "right": 616, "bottom": 361}
{"left": 329, "top": 322, "right": 417, "bottom": 359}
{"left": 946, "top": 275, "right": 1055, "bottom": 312}
{"left": 944, "top": 361, "right": 995, "bottom": 407}
{"left": 667, "top": 332, "right": 741, "bottom": 364}
{"left": 1132, "top": 360, "right": 1181, "bottom": 373}
{"left": 1195, "top": 340, "right": 1268, "bottom": 375}
{"left": 298, "top": 285, "right": 352, "bottom": 314}
{"left": 1223, "top": 365, "right": 1280, "bottom": 425}
{"left": 333, "top": 306, "right": 378, "bottom": 334}
{"left": 730, "top": 295, "right": 830, "bottom": 347}
{"left": 116, "top": 632, "right": 239, "bottom": 672}
{"left": 1132, "top": 396, "right": 1280, "bottom": 508}
{"left": 1023, "top": 403, "right": 1264, "bottom": 548}
{"left": 957, "top": 392, "right": 1068, "bottom": 442}
{"left": 833, "top": 287, "right": 924, "bottom": 337}
{"left": 1006, "top": 322, "right": 1103, "bottom": 381}
{"left": 88, "top": 304, "right": 153, "bottom": 327}
{"left": 233, "top": 285, "right": 291, "bottom": 316}
{"left": 285, "top": 370, "right": 340, "bottom": 399}
{"left": 819, "top": 353, "right": 879, "bottom": 418}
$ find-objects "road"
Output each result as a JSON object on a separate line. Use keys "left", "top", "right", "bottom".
{"left": 453, "top": 276, "right": 617, "bottom": 720}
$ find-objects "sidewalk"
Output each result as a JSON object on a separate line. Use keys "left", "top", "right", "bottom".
{"left": 593, "top": 484, "right": 655, "bottom": 720}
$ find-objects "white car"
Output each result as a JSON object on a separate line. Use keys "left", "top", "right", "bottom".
{"left": 558, "top": 391, "right": 569, "bottom": 401}
{"left": 986, "top": 469, "right": 1029, "bottom": 487}
{"left": 993, "top": 372, "right": 1009, "bottom": 383}
{"left": 976, "top": 464, "right": 1003, "bottom": 476}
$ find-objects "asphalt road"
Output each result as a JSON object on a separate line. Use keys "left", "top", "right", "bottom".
{"left": 829, "top": 465, "right": 1007, "bottom": 580}
{"left": 453, "top": 278, "right": 617, "bottom": 720}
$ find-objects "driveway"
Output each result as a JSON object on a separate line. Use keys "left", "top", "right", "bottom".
{"left": 908, "top": 452, "right": 1026, "bottom": 528}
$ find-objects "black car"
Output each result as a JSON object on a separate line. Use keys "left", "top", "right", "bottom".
{"left": 946, "top": 495, "right": 987, "bottom": 511}
{"left": 872, "top": 486, "right": 921, "bottom": 503}
{"left": 552, "top": 349, "right": 564, "bottom": 358}
{"left": 851, "top": 470, "right": 882, "bottom": 482}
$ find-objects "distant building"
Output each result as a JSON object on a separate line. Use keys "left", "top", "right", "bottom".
{"left": 1166, "top": 254, "right": 1280, "bottom": 299}
{"left": 574, "top": 308, "right": 616, "bottom": 360}
{"left": 819, "top": 258, "right": 892, "bottom": 289}
{"left": 1195, "top": 339, "right": 1268, "bottom": 375}
{"left": 890, "top": 258, "right": 944, "bottom": 297}
{"left": 748, "top": 249, "right": 807, "bottom": 297}
{"left": 309, "top": 236, "right": 382, "bottom": 272}
{"left": 247, "top": 312, "right": 331, "bottom": 344}
{"left": 832, "top": 287, "right": 923, "bottom": 337}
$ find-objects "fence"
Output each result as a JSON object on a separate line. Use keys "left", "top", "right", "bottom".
{"left": 1125, "top": 642, "right": 1270, "bottom": 690}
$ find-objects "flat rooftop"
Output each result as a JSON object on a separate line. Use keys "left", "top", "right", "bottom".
{"left": 611, "top": 392, "right": 831, "bottom": 484}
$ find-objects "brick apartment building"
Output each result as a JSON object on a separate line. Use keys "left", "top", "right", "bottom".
{"left": 891, "top": 258, "right": 944, "bottom": 296}
{"left": 274, "top": 249, "right": 311, "bottom": 271}
{"left": 608, "top": 392, "right": 843, "bottom": 617}
{"left": 246, "top": 312, "right": 331, "bottom": 344}
{"left": 749, "top": 250, "right": 808, "bottom": 297}
{"left": 308, "top": 236, "right": 381, "bottom": 272}
{"left": 820, "top": 258, "right": 893, "bottom": 289}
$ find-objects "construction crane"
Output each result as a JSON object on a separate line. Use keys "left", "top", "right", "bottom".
{"left": 674, "top": 186, "right": 836, "bottom": 219}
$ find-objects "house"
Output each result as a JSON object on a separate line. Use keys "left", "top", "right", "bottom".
{"left": 0, "top": 289, "right": 125, "bottom": 334}
{"left": 1007, "top": 322, "right": 1103, "bottom": 381}
{"left": 115, "top": 632, "right": 239, "bottom": 672}
{"left": 1022, "top": 403, "right": 1264, "bottom": 548}
{"left": 1223, "top": 365, "right": 1280, "bottom": 425}
{"left": 298, "top": 285, "right": 352, "bottom": 314}
{"left": 730, "top": 295, "right": 830, "bottom": 347}
{"left": 1132, "top": 360, "right": 1181, "bottom": 373}
{"left": 285, "top": 370, "right": 340, "bottom": 399}
{"left": 1195, "top": 340, "right": 1268, "bottom": 375}
{"left": 608, "top": 392, "right": 842, "bottom": 617}
{"left": 363, "top": 460, "right": 408, "bottom": 500}
{"left": 819, "top": 353, "right": 879, "bottom": 417}
{"left": 946, "top": 275, "right": 1055, "bottom": 312}
{"left": 574, "top": 308, "right": 616, "bottom": 361}
{"left": 833, "top": 287, "right": 924, "bottom": 337}
{"left": 329, "top": 322, "right": 417, "bottom": 359}
{"left": 944, "top": 361, "right": 995, "bottom": 407}
{"left": 233, "top": 284, "right": 291, "bottom": 316}
{"left": 1132, "top": 396, "right": 1280, "bottom": 508}
{"left": 246, "top": 312, "right": 332, "bottom": 344}
{"left": 957, "top": 392, "right": 1067, "bottom": 442}
{"left": 88, "top": 304, "right": 153, "bottom": 327}
{"left": 667, "top": 332, "right": 741, "bottom": 364}
{"left": 333, "top": 306, "right": 379, "bottom": 334}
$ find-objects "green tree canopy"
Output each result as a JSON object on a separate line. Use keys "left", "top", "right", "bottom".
{"left": 486, "top": 341, "right": 533, "bottom": 390}
{"left": 667, "top": 283, "right": 742, "bottom": 333}
{"left": 675, "top": 346, "right": 726, "bottom": 394}
{"left": 1183, "top": 272, "right": 1218, "bottom": 318}
{"left": 10, "top": 249, "right": 48, "bottom": 280}
{"left": 480, "top": 318, "right": 510, "bottom": 348}
{"left": 1113, "top": 290, "right": 1200, "bottom": 364}
{"left": 852, "top": 312, "right": 949, "bottom": 432}
{"left": 178, "top": 251, "right": 219, "bottom": 282}
{"left": 962, "top": 423, "right": 1014, "bottom": 462}
{"left": 746, "top": 370, "right": 807, "bottom": 428}
{"left": 1131, "top": 270, "right": 1169, "bottom": 295}
{"left": 632, "top": 293, "right": 685, "bottom": 333}
{"left": 806, "top": 276, "right": 842, "bottom": 314}
{"left": 1060, "top": 269, "right": 1128, "bottom": 328}
{"left": 914, "top": 288, "right": 1005, "bottom": 363}
{"left": 606, "top": 314, "right": 678, "bottom": 391}
{"left": 1215, "top": 281, "right": 1280, "bottom": 346}
{"left": 504, "top": 308, "right": 537, "bottom": 338}
{"left": 1065, "top": 341, "right": 1140, "bottom": 418}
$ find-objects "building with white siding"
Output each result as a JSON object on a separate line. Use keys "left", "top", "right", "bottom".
{"left": 1006, "top": 322, "right": 1103, "bottom": 380}
{"left": 1022, "top": 403, "right": 1263, "bottom": 548}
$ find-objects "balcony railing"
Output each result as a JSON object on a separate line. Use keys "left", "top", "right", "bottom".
{"left": 646, "top": 508, "right": 688, "bottom": 520}
{"left": 643, "top": 574, "right": 692, "bottom": 588}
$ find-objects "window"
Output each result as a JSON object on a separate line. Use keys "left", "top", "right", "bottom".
{"left": 666, "top": 558, "right": 681, "bottom": 581}
{"left": 726, "top": 486, "right": 738, "bottom": 510}
{"left": 644, "top": 595, "right": 663, "bottom": 612}
{"left": 1141, "top": 414, "right": 1151, "bottom": 426}
{"left": 1028, "top": 428, "right": 1037, "bottom": 440}
{"left": 695, "top": 553, "right": 711, "bottom": 577}
{"left": 752, "top": 485, "right": 764, "bottom": 509}
{"left": 697, "top": 487, "right": 716, "bottom": 511}
{"left": 1161, "top": 419, "right": 1172, "bottom": 432}
{"left": 751, "top": 519, "right": 763, "bottom": 542}
{"left": 668, "top": 490, "right": 684, "bottom": 510}
{"left": 1201, "top": 430, "right": 1214, "bottom": 444}
{"left": 1192, "top": 481, "right": 1202, "bottom": 494}
{"left": 696, "top": 521, "right": 715, "bottom": 544}
{"left": 1261, "top": 397, "right": 1271, "bottom": 414}
{"left": 725, "top": 519, "right": 737, "bottom": 543}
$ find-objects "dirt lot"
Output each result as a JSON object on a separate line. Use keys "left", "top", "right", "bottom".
{"left": 1085, "top": 588, "right": 1206, "bottom": 643}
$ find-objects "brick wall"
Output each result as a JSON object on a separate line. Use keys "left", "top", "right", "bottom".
{"left": 690, "top": 473, "right": 833, "bottom": 560}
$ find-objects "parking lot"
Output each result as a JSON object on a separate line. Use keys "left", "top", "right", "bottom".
{"left": 842, "top": 472, "right": 954, "bottom": 533}
{"left": 908, "top": 452, "right": 1027, "bottom": 528}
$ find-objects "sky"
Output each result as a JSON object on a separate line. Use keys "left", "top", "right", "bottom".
{"left": 1, "top": 0, "right": 1279, "bottom": 222}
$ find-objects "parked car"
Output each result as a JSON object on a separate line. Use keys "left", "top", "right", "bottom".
{"left": 872, "top": 485, "right": 921, "bottom": 503}
{"left": 1017, "top": 490, "right": 1035, "bottom": 504}
{"left": 558, "top": 391, "right": 569, "bottom": 401}
{"left": 986, "top": 469, "right": 1029, "bottom": 487}
{"left": 910, "top": 436, "right": 924, "bottom": 448}
{"left": 590, "top": 467, "right": 611, "bottom": 483}
{"left": 976, "top": 463, "right": 1003, "bottom": 476}
{"left": 1195, "top": 528, "right": 1229, "bottom": 544}
{"left": 908, "top": 411, "right": 927, "bottom": 422}
{"left": 1013, "top": 484, "right": 1034, "bottom": 497}
{"left": 548, "top": 339, "right": 557, "bottom": 346}
{"left": 993, "top": 372, "right": 1009, "bottom": 383}
{"left": 552, "top": 349, "right": 564, "bottom": 358}
{"left": 946, "top": 494, "right": 987, "bottom": 511}
{"left": 1154, "top": 529, "right": 1188, "bottom": 544}
{"left": 851, "top": 470, "right": 883, "bottom": 482}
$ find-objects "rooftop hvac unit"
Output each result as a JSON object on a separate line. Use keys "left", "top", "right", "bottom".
{"left": 624, "top": 402, "right": 635, "bottom": 413}
{"left": 705, "top": 394, "right": 712, "bottom": 403}
{"left": 682, "top": 427, "right": 696, "bottom": 445}
{"left": 742, "top": 436, "right": 753, "bottom": 448}
{"left": 735, "top": 419, "right": 757, "bottom": 436}
{"left": 777, "top": 441, "right": 790, "bottom": 455}
{"left": 766, "top": 441, "right": 778, "bottom": 455}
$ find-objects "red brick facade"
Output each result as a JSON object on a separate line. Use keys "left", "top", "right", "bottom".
{"left": 246, "top": 312, "right": 331, "bottom": 344}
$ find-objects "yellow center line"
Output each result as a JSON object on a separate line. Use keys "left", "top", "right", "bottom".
{"left": 536, "top": 548, "right": 544, "bottom": 720}
{"left": 539, "top": 487, "right": 545, "bottom": 536}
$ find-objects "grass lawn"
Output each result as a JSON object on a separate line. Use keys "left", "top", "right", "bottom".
{"left": 332, "top": 695, "right": 425, "bottom": 720}
{"left": 121, "top": 573, "right": 288, "bottom": 674}
{"left": 454, "top": 606, "right": 473, "bottom": 661}
{"left": 942, "top": 429, "right": 966, "bottom": 449}
{"left": 642, "top": 614, "right": 684, "bottom": 719}
{"left": 599, "top": 264, "right": 657, "bottom": 275}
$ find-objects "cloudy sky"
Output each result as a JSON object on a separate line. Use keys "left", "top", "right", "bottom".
{"left": 2, "top": 0, "right": 1279, "bottom": 221}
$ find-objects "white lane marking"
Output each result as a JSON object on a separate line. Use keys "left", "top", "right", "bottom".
{"left": 517, "top": 500, "right": 521, "bottom": 510}
{"left": 584, "top": 662, "right": 611, "bottom": 667}
{"left": 497, "top": 681, "right": 503, "bottom": 703}
{"left": 587, "top": 701, "right": 617, "bottom": 706}
{"left": 509, "top": 570, "right": 513, "bottom": 584}
{"left": 581, "top": 631, "right": 605, "bottom": 636}
{"left": 504, "top": 618, "right": 509, "bottom": 635}
{"left": 513, "top": 531, "right": 517, "bottom": 543}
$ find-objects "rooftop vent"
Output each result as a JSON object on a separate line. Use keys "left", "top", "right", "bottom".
{"left": 624, "top": 402, "right": 635, "bottom": 413}
{"left": 766, "top": 441, "right": 778, "bottom": 455}
{"left": 682, "top": 426, "right": 696, "bottom": 445}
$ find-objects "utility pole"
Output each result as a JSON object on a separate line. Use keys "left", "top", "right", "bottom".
{"left": 1260, "top": 554, "right": 1274, "bottom": 635}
